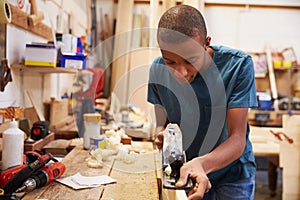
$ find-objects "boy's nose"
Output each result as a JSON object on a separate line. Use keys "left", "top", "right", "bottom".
{"left": 175, "top": 64, "right": 188, "bottom": 77}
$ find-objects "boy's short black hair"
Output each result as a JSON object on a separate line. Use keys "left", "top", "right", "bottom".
{"left": 158, "top": 5, "right": 207, "bottom": 44}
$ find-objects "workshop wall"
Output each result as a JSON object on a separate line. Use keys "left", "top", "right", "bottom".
{"left": 109, "top": 1, "right": 300, "bottom": 116}
{"left": 0, "top": 0, "right": 89, "bottom": 109}
{"left": 1, "top": 0, "right": 300, "bottom": 115}
{"left": 205, "top": 5, "right": 300, "bottom": 63}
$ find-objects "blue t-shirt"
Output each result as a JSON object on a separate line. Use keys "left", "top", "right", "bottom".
{"left": 147, "top": 45, "right": 258, "bottom": 186}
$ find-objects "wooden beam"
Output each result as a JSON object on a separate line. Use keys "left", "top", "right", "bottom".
{"left": 110, "top": 0, "right": 134, "bottom": 104}
{"left": 265, "top": 44, "right": 279, "bottom": 110}
{"left": 162, "top": 0, "right": 177, "bottom": 10}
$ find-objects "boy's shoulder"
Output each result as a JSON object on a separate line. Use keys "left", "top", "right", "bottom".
{"left": 212, "top": 45, "right": 250, "bottom": 59}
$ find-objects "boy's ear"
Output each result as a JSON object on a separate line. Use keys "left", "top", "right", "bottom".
{"left": 205, "top": 36, "right": 211, "bottom": 48}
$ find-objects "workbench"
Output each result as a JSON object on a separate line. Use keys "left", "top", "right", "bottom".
{"left": 250, "top": 119, "right": 300, "bottom": 200}
{"left": 22, "top": 141, "right": 160, "bottom": 200}
{"left": 6, "top": 123, "right": 293, "bottom": 199}
{"left": 249, "top": 125, "right": 281, "bottom": 197}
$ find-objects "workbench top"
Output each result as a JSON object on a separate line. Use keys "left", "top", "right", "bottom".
{"left": 22, "top": 141, "right": 160, "bottom": 200}
{"left": 250, "top": 125, "right": 282, "bottom": 156}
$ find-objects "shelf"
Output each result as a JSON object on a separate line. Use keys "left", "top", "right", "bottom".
{"left": 11, "top": 64, "right": 92, "bottom": 75}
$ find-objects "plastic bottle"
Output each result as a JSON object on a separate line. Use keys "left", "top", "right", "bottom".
{"left": 83, "top": 113, "right": 102, "bottom": 150}
{"left": 2, "top": 119, "right": 25, "bottom": 171}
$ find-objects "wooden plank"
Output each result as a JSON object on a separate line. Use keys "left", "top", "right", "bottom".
{"left": 110, "top": 0, "right": 134, "bottom": 104}
{"left": 149, "top": 0, "right": 160, "bottom": 47}
{"left": 24, "top": 107, "right": 39, "bottom": 129}
{"left": 50, "top": 115, "right": 74, "bottom": 131}
{"left": 22, "top": 146, "right": 114, "bottom": 200}
{"left": 127, "top": 49, "right": 160, "bottom": 118}
{"left": 26, "top": 90, "right": 45, "bottom": 121}
{"left": 250, "top": 126, "right": 282, "bottom": 143}
{"left": 43, "top": 139, "right": 71, "bottom": 156}
{"left": 24, "top": 132, "right": 55, "bottom": 152}
{"left": 251, "top": 142, "right": 279, "bottom": 156}
{"left": 266, "top": 45, "right": 279, "bottom": 110}
{"left": 182, "top": 0, "right": 202, "bottom": 10}
{"left": 163, "top": 189, "right": 188, "bottom": 200}
{"left": 162, "top": 0, "right": 176, "bottom": 10}
{"left": 282, "top": 115, "right": 300, "bottom": 144}
{"left": 101, "top": 143, "right": 159, "bottom": 199}
{"left": 280, "top": 115, "right": 300, "bottom": 199}
{"left": 104, "top": 14, "right": 112, "bottom": 37}
{"left": 249, "top": 125, "right": 281, "bottom": 156}
{"left": 154, "top": 150, "right": 162, "bottom": 199}
{"left": 48, "top": 99, "right": 69, "bottom": 126}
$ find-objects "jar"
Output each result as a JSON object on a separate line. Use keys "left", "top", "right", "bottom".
{"left": 83, "top": 113, "right": 101, "bottom": 150}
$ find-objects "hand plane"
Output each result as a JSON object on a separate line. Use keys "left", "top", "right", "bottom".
{"left": 162, "top": 124, "right": 193, "bottom": 189}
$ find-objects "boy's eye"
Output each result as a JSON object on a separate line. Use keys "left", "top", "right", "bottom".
{"left": 164, "top": 60, "right": 175, "bottom": 65}
{"left": 186, "top": 57, "right": 198, "bottom": 64}
{"left": 185, "top": 60, "right": 192, "bottom": 65}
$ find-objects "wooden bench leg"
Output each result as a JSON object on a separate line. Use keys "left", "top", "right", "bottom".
{"left": 267, "top": 155, "right": 279, "bottom": 197}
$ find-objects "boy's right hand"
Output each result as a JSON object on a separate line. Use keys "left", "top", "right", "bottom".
{"left": 154, "top": 131, "right": 164, "bottom": 149}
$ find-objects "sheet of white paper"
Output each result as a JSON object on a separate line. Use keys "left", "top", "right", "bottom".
{"left": 56, "top": 176, "right": 101, "bottom": 190}
{"left": 56, "top": 173, "right": 116, "bottom": 190}
{"left": 71, "top": 173, "right": 116, "bottom": 186}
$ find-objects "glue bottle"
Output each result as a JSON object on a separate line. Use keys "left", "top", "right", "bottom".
{"left": 2, "top": 119, "right": 24, "bottom": 171}
{"left": 83, "top": 113, "right": 102, "bottom": 150}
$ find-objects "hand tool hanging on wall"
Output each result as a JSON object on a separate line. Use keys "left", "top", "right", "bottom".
{"left": 28, "top": 0, "right": 44, "bottom": 27}
{"left": 0, "top": 58, "right": 12, "bottom": 92}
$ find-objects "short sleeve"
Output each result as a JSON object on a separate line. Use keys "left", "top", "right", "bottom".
{"left": 147, "top": 57, "right": 163, "bottom": 106}
{"left": 228, "top": 56, "right": 258, "bottom": 108}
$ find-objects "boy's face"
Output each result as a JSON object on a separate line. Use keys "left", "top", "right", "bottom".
{"left": 158, "top": 35, "right": 211, "bottom": 84}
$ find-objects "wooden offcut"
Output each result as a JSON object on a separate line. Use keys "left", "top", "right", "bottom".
{"left": 24, "top": 132, "right": 55, "bottom": 152}
{"left": 43, "top": 139, "right": 71, "bottom": 156}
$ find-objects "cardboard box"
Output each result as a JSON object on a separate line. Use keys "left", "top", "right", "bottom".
{"left": 25, "top": 43, "right": 57, "bottom": 67}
